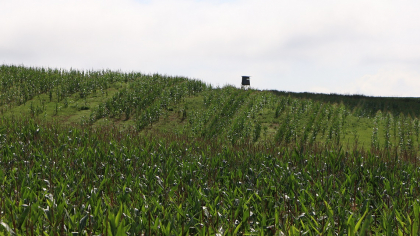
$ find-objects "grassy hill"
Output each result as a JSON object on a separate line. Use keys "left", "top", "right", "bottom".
{"left": 2, "top": 64, "right": 420, "bottom": 151}
{"left": 1, "top": 65, "right": 420, "bottom": 235}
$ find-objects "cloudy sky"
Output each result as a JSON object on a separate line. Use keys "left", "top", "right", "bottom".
{"left": 1, "top": 0, "right": 420, "bottom": 97}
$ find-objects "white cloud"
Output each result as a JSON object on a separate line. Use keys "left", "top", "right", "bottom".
{"left": 1, "top": 0, "right": 420, "bottom": 96}
{"left": 348, "top": 66, "right": 420, "bottom": 97}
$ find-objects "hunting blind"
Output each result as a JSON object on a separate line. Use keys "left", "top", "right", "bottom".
{"left": 241, "top": 76, "right": 250, "bottom": 89}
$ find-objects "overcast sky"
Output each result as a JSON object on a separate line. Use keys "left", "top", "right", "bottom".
{"left": 1, "top": 0, "right": 420, "bottom": 97}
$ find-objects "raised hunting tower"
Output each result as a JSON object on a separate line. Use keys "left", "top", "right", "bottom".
{"left": 241, "top": 76, "right": 250, "bottom": 89}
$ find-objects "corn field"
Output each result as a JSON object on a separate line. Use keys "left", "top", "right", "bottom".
{"left": 2, "top": 65, "right": 420, "bottom": 235}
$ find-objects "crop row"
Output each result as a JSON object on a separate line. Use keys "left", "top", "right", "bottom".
{"left": 88, "top": 73, "right": 207, "bottom": 126}
{"left": 0, "top": 65, "right": 167, "bottom": 112}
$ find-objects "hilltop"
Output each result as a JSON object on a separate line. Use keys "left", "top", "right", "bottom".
{"left": 1, "top": 64, "right": 420, "bottom": 151}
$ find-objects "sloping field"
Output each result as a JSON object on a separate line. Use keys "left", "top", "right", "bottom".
{"left": 1, "top": 65, "right": 420, "bottom": 235}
